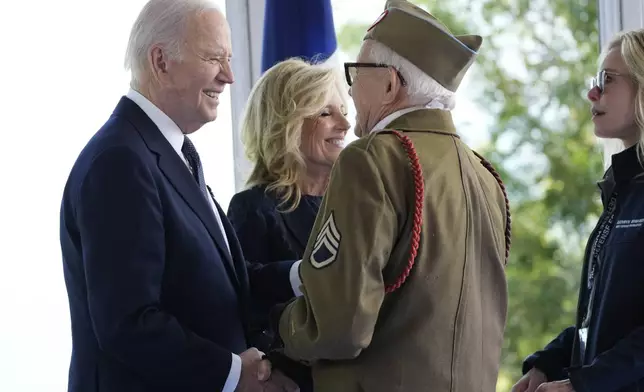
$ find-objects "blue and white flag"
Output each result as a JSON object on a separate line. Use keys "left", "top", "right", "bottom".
{"left": 261, "top": 0, "right": 338, "bottom": 72}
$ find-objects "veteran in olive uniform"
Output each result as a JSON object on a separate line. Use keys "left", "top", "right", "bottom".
{"left": 272, "top": 1, "right": 511, "bottom": 391}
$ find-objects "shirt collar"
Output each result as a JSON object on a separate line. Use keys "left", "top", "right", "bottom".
{"left": 369, "top": 106, "right": 428, "bottom": 133}
{"left": 126, "top": 88, "right": 185, "bottom": 156}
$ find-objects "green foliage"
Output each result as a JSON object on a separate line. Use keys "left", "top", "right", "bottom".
{"left": 338, "top": 0, "right": 602, "bottom": 386}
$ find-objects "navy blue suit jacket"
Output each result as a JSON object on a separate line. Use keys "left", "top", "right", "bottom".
{"left": 59, "top": 97, "right": 295, "bottom": 392}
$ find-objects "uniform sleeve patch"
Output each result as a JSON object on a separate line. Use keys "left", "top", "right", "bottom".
{"left": 310, "top": 211, "right": 342, "bottom": 269}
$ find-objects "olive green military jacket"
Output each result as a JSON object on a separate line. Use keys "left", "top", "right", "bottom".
{"left": 279, "top": 108, "right": 509, "bottom": 392}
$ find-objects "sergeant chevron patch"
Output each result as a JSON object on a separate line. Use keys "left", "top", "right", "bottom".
{"left": 310, "top": 211, "right": 342, "bottom": 269}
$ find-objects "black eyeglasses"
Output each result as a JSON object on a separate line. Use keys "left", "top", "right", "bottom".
{"left": 344, "top": 62, "right": 407, "bottom": 87}
{"left": 590, "top": 69, "right": 626, "bottom": 93}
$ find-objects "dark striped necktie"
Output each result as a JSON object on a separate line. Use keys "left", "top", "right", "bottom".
{"left": 181, "top": 136, "right": 209, "bottom": 201}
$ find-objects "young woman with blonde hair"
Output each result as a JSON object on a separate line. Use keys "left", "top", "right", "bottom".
{"left": 512, "top": 29, "right": 644, "bottom": 392}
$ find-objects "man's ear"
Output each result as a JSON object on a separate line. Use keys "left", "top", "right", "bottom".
{"left": 149, "top": 45, "right": 170, "bottom": 84}
{"left": 383, "top": 67, "right": 402, "bottom": 104}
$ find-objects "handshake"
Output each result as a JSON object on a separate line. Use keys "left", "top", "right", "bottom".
{"left": 235, "top": 347, "right": 300, "bottom": 392}
{"left": 235, "top": 301, "right": 312, "bottom": 391}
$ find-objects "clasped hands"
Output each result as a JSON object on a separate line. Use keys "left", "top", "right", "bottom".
{"left": 235, "top": 347, "right": 299, "bottom": 392}
{"left": 511, "top": 368, "right": 575, "bottom": 392}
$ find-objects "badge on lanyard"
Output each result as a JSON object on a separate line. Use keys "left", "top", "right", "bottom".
{"left": 578, "top": 193, "right": 617, "bottom": 362}
{"left": 578, "top": 327, "right": 588, "bottom": 360}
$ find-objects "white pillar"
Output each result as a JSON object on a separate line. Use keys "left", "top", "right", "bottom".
{"left": 598, "top": 0, "right": 622, "bottom": 48}
{"left": 226, "top": 0, "right": 266, "bottom": 192}
{"left": 621, "top": 0, "right": 644, "bottom": 32}
{"left": 599, "top": 0, "right": 644, "bottom": 50}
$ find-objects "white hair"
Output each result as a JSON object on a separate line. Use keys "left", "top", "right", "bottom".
{"left": 124, "top": 0, "right": 221, "bottom": 88}
{"left": 367, "top": 40, "right": 456, "bottom": 110}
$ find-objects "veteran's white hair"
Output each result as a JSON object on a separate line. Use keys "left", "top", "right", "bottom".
{"left": 366, "top": 40, "right": 456, "bottom": 110}
{"left": 124, "top": 0, "right": 222, "bottom": 88}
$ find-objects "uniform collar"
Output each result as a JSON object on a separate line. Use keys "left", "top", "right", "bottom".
{"left": 370, "top": 106, "right": 428, "bottom": 133}
{"left": 374, "top": 107, "right": 457, "bottom": 134}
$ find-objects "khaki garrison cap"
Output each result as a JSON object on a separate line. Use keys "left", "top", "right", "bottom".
{"left": 363, "top": 0, "right": 482, "bottom": 92}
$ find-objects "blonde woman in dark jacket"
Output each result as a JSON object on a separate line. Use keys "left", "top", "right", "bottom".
{"left": 513, "top": 28, "right": 644, "bottom": 392}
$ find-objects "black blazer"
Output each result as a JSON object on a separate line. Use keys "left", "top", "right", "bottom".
{"left": 227, "top": 185, "right": 321, "bottom": 392}
{"left": 227, "top": 185, "right": 322, "bottom": 264}
{"left": 227, "top": 185, "right": 321, "bottom": 342}
{"left": 59, "top": 97, "right": 295, "bottom": 392}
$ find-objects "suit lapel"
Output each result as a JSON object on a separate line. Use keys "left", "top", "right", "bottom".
{"left": 115, "top": 97, "right": 240, "bottom": 288}
{"left": 212, "top": 196, "right": 248, "bottom": 291}
{"left": 212, "top": 196, "right": 251, "bottom": 331}
{"left": 154, "top": 153, "right": 237, "bottom": 278}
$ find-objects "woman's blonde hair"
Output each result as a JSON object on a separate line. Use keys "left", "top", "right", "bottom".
{"left": 600, "top": 29, "right": 644, "bottom": 169}
{"left": 240, "top": 58, "right": 348, "bottom": 212}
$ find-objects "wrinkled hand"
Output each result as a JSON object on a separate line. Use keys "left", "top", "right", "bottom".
{"left": 263, "top": 369, "right": 300, "bottom": 392}
{"left": 264, "top": 348, "right": 311, "bottom": 388}
{"left": 511, "top": 368, "right": 548, "bottom": 392}
{"left": 535, "top": 380, "right": 575, "bottom": 392}
{"left": 235, "top": 348, "right": 272, "bottom": 392}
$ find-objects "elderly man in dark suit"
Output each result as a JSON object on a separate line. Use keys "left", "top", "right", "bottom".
{"left": 58, "top": 1, "right": 299, "bottom": 391}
